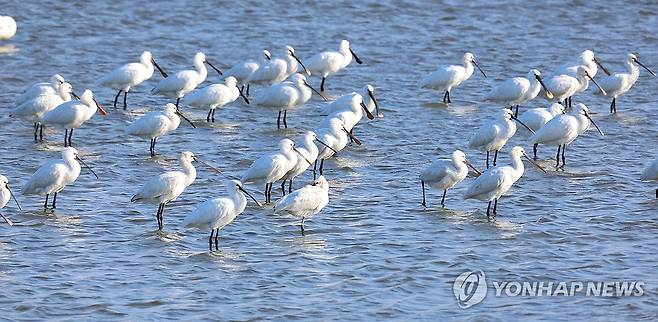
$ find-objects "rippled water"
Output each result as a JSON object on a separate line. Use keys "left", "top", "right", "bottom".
{"left": 1, "top": 0, "right": 657, "bottom": 320}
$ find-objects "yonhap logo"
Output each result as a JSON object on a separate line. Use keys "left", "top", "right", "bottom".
{"left": 453, "top": 270, "right": 487, "bottom": 308}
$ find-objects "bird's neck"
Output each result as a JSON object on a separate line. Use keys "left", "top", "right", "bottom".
{"left": 463, "top": 61, "right": 475, "bottom": 79}
{"left": 195, "top": 61, "right": 208, "bottom": 84}
{"left": 181, "top": 161, "right": 197, "bottom": 186}
{"left": 59, "top": 88, "right": 72, "bottom": 101}
{"left": 510, "top": 156, "right": 525, "bottom": 181}
{"left": 628, "top": 61, "right": 640, "bottom": 81}
{"left": 231, "top": 190, "right": 248, "bottom": 214}
{"left": 340, "top": 47, "right": 353, "bottom": 67}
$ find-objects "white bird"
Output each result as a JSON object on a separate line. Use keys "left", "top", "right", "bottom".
{"left": 131, "top": 151, "right": 200, "bottom": 231}
{"left": 151, "top": 52, "right": 223, "bottom": 107}
{"left": 529, "top": 103, "right": 604, "bottom": 168}
{"left": 315, "top": 118, "right": 358, "bottom": 175}
{"left": 126, "top": 103, "right": 195, "bottom": 156}
{"left": 0, "top": 175, "right": 22, "bottom": 225}
{"left": 640, "top": 157, "right": 658, "bottom": 198}
{"left": 305, "top": 40, "right": 363, "bottom": 92}
{"left": 280, "top": 131, "right": 336, "bottom": 194}
{"left": 11, "top": 82, "right": 76, "bottom": 141}
{"left": 22, "top": 147, "right": 98, "bottom": 210}
{"left": 42, "top": 89, "right": 108, "bottom": 147}
{"left": 223, "top": 50, "right": 271, "bottom": 95}
{"left": 274, "top": 175, "right": 329, "bottom": 235}
{"left": 420, "top": 52, "right": 486, "bottom": 103}
{"left": 320, "top": 93, "right": 374, "bottom": 140}
{"left": 0, "top": 16, "right": 16, "bottom": 40}
{"left": 15, "top": 74, "right": 65, "bottom": 106}
{"left": 183, "top": 180, "right": 261, "bottom": 251}
{"left": 242, "top": 139, "right": 309, "bottom": 203}
{"left": 420, "top": 150, "right": 481, "bottom": 207}
{"left": 246, "top": 46, "right": 308, "bottom": 86}
{"left": 468, "top": 109, "right": 534, "bottom": 168}
{"left": 183, "top": 76, "right": 249, "bottom": 122}
{"left": 552, "top": 50, "right": 610, "bottom": 81}
{"left": 253, "top": 73, "right": 325, "bottom": 129}
{"left": 484, "top": 69, "right": 554, "bottom": 116}
{"left": 540, "top": 66, "right": 606, "bottom": 108}
{"left": 518, "top": 103, "right": 565, "bottom": 158}
{"left": 322, "top": 84, "right": 381, "bottom": 119}
{"left": 593, "top": 53, "right": 657, "bottom": 113}
{"left": 464, "top": 146, "right": 546, "bottom": 217}
{"left": 97, "top": 51, "right": 168, "bottom": 109}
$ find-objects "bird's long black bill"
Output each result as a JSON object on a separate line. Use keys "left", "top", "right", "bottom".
{"left": 291, "top": 53, "right": 310, "bottom": 75}
{"left": 239, "top": 186, "right": 263, "bottom": 207}
{"left": 315, "top": 138, "right": 337, "bottom": 153}
{"left": 343, "top": 127, "right": 362, "bottom": 145}
{"left": 71, "top": 91, "right": 81, "bottom": 100}
{"left": 304, "top": 81, "right": 327, "bottom": 101}
{"left": 293, "top": 147, "right": 313, "bottom": 166}
{"left": 593, "top": 57, "right": 611, "bottom": 76}
{"left": 636, "top": 60, "right": 657, "bottom": 77}
{"left": 194, "top": 157, "right": 223, "bottom": 174}
{"left": 7, "top": 186, "right": 21, "bottom": 210}
{"left": 206, "top": 60, "right": 224, "bottom": 76}
{"left": 350, "top": 47, "right": 363, "bottom": 64}
{"left": 586, "top": 74, "right": 607, "bottom": 96}
{"left": 536, "top": 75, "right": 554, "bottom": 100}
{"left": 464, "top": 160, "right": 482, "bottom": 176}
{"left": 511, "top": 115, "right": 535, "bottom": 134}
{"left": 368, "top": 89, "right": 381, "bottom": 117}
{"left": 176, "top": 109, "right": 196, "bottom": 128}
{"left": 524, "top": 154, "right": 547, "bottom": 173}
{"left": 585, "top": 113, "right": 605, "bottom": 136}
{"left": 236, "top": 84, "right": 250, "bottom": 104}
{"left": 360, "top": 101, "right": 375, "bottom": 120}
{"left": 473, "top": 60, "right": 487, "bottom": 78}
{"left": 0, "top": 213, "right": 12, "bottom": 226}
{"left": 152, "top": 58, "right": 169, "bottom": 78}
{"left": 76, "top": 156, "right": 99, "bottom": 179}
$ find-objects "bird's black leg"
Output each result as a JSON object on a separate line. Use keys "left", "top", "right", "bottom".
{"left": 655, "top": 188, "right": 657, "bottom": 199}
{"left": 319, "top": 159, "right": 325, "bottom": 175}
{"left": 320, "top": 77, "right": 326, "bottom": 92}
{"left": 486, "top": 201, "right": 491, "bottom": 217}
{"left": 206, "top": 109, "right": 212, "bottom": 122}
{"left": 313, "top": 160, "right": 318, "bottom": 180}
{"left": 283, "top": 110, "right": 288, "bottom": 128}
{"left": 211, "top": 108, "right": 216, "bottom": 122}
{"left": 486, "top": 151, "right": 490, "bottom": 169}
{"left": 493, "top": 199, "right": 498, "bottom": 215}
{"left": 447, "top": 91, "right": 452, "bottom": 103}
{"left": 246, "top": 84, "right": 250, "bottom": 96}
{"left": 208, "top": 229, "right": 214, "bottom": 251}
{"left": 440, "top": 189, "right": 447, "bottom": 207}
{"left": 113, "top": 90, "right": 122, "bottom": 108}
{"left": 68, "top": 128, "right": 73, "bottom": 147}
{"left": 214, "top": 228, "right": 219, "bottom": 250}
{"left": 44, "top": 194, "right": 49, "bottom": 210}
{"left": 175, "top": 97, "right": 181, "bottom": 108}
{"left": 515, "top": 105, "right": 519, "bottom": 117}
{"left": 64, "top": 129, "right": 68, "bottom": 147}
{"left": 280, "top": 180, "right": 286, "bottom": 196}
{"left": 157, "top": 203, "right": 164, "bottom": 230}
{"left": 493, "top": 150, "right": 498, "bottom": 166}
{"left": 300, "top": 217, "right": 305, "bottom": 236}
{"left": 421, "top": 180, "right": 427, "bottom": 207}
{"left": 34, "top": 123, "right": 38, "bottom": 141}
{"left": 123, "top": 91, "right": 128, "bottom": 110}
{"left": 39, "top": 124, "right": 44, "bottom": 141}
{"left": 556, "top": 145, "right": 561, "bottom": 168}
{"left": 289, "top": 179, "right": 293, "bottom": 193}
{"left": 442, "top": 91, "right": 449, "bottom": 103}
{"left": 52, "top": 192, "right": 57, "bottom": 209}
{"left": 561, "top": 144, "right": 566, "bottom": 168}
{"left": 533, "top": 143, "right": 538, "bottom": 160}
{"left": 277, "top": 111, "right": 282, "bottom": 129}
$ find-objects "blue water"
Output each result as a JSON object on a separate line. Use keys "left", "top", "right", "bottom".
{"left": 0, "top": 0, "right": 657, "bottom": 320}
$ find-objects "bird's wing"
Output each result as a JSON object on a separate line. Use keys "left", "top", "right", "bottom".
{"left": 545, "top": 75, "right": 575, "bottom": 95}
{"left": 420, "top": 159, "right": 450, "bottom": 181}
{"left": 13, "top": 94, "right": 62, "bottom": 117}
{"left": 99, "top": 63, "right": 146, "bottom": 86}
{"left": 183, "top": 198, "right": 232, "bottom": 228}
{"left": 464, "top": 168, "right": 505, "bottom": 199}
{"left": 275, "top": 186, "right": 324, "bottom": 213}
{"left": 41, "top": 101, "right": 82, "bottom": 124}
{"left": 133, "top": 172, "right": 182, "bottom": 201}
{"left": 421, "top": 65, "right": 463, "bottom": 88}
{"left": 183, "top": 84, "right": 223, "bottom": 106}
{"left": 247, "top": 59, "right": 286, "bottom": 82}
{"left": 306, "top": 52, "right": 343, "bottom": 73}
{"left": 22, "top": 161, "right": 67, "bottom": 194}
{"left": 468, "top": 123, "right": 499, "bottom": 149}
{"left": 529, "top": 115, "right": 573, "bottom": 145}
{"left": 153, "top": 71, "right": 196, "bottom": 93}
{"left": 485, "top": 77, "right": 528, "bottom": 102}
{"left": 595, "top": 74, "right": 627, "bottom": 95}
{"left": 126, "top": 113, "right": 169, "bottom": 137}
{"left": 253, "top": 84, "right": 297, "bottom": 107}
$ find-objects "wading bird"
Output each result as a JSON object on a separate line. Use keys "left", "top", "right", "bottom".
{"left": 420, "top": 150, "right": 481, "bottom": 207}
{"left": 305, "top": 40, "right": 363, "bottom": 91}
{"left": 42, "top": 89, "right": 107, "bottom": 147}
{"left": 593, "top": 53, "right": 656, "bottom": 113}
{"left": 420, "top": 52, "right": 486, "bottom": 104}
{"left": 275, "top": 175, "right": 329, "bottom": 235}
{"left": 151, "top": 52, "right": 223, "bottom": 107}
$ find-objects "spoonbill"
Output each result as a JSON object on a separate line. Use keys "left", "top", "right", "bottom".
{"left": 420, "top": 150, "right": 481, "bottom": 207}
{"left": 126, "top": 103, "right": 195, "bottom": 156}
{"left": 420, "top": 52, "right": 486, "bottom": 103}
{"left": 0, "top": 175, "right": 21, "bottom": 225}
{"left": 253, "top": 73, "right": 325, "bottom": 129}
{"left": 246, "top": 46, "right": 308, "bottom": 86}
{"left": 183, "top": 180, "right": 262, "bottom": 251}
{"left": 484, "top": 69, "right": 554, "bottom": 116}
{"left": 15, "top": 74, "right": 65, "bottom": 106}
{"left": 464, "top": 146, "right": 546, "bottom": 217}
{"left": 552, "top": 50, "right": 610, "bottom": 81}
{"left": 0, "top": 16, "right": 16, "bottom": 40}
{"left": 468, "top": 109, "right": 535, "bottom": 168}
{"left": 315, "top": 118, "right": 360, "bottom": 175}
{"left": 22, "top": 147, "right": 98, "bottom": 210}
{"left": 151, "top": 52, "right": 223, "bottom": 107}
{"left": 183, "top": 76, "right": 249, "bottom": 122}
{"left": 11, "top": 82, "right": 76, "bottom": 141}
{"left": 529, "top": 103, "right": 604, "bottom": 168}
{"left": 640, "top": 157, "right": 658, "bottom": 198}
{"left": 320, "top": 93, "right": 374, "bottom": 140}
{"left": 305, "top": 40, "right": 363, "bottom": 91}
{"left": 97, "top": 51, "right": 168, "bottom": 109}
{"left": 541, "top": 66, "right": 606, "bottom": 108}
{"left": 518, "top": 103, "right": 565, "bottom": 158}
{"left": 223, "top": 50, "right": 271, "bottom": 95}
{"left": 592, "top": 53, "right": 657, "bottom": 113}
{"left": 323, "top": 84, "right": 381, "bottom": 119}
{"left": 131, "top": 151, "right": 207, "bottom": 231}
{"left": 280, "top": 131, "right": 336, "bottom": 194}
{"left": 274, "top": 175, "right": 329, "bottom": 235}
{"left": 42, "top": 89, "right": 107, "bottom": 147}
{"left": 241, "top": 139, "right": 309, "bottom": 203}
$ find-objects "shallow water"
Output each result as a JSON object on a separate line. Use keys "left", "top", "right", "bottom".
{"left": 1, "top": 0, "right": 657, "bottom": 320}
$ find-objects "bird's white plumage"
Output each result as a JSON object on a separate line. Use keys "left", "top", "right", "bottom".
{"left": 485, "top": 69, "right": 545, "bottom": 107}
{"left": 253, "top": 74, "right": 312, "bottom": 111}
{"left": 183, "top": 180, "right": 249, "bottom": 232}
{"left": 420, "top": 52, "right": 479, "bottom": 94}
{"left": 42, "top": 89, "right": 106, "bottom": 130}
{"left": 517, "top": 103, "right": 565, "bottom": 133}
{"left": 15, "top": 74, "right": 65, "bottom": 106}
{"left": 275, "top": 176, "right": 329, "bottom": 218}
{"left": 468, "top": 109, "right": 517, "bottom": 153}
{"left": 529, "top": 103, "right": 594, "bottom": 147}
{"left": 98, "top": 51, "right": 160, "bottom": 92}
{"left": 640, "top": 158, "right": 658, "bottom": 181}
{"left": 593, "top": 53, "right": 655, "bottom": 99}
{"left": 420, "top": 150, "right": 471, "bottom": 191}
{"left": 12, "top": 82, "right": 74, "bottom": 123}
{"left": 152, "top": 52, "right": 208, "bottom": 98}
{"left": 22, "top": 148, "right": 82, "bottom": 196}
{"left": 282, "top": 132, "right": 320, "bottom": 182}
{"left": 247, "top": 46, "right": 301, "bottom": 85}
{"left": 306, "top": 40, "right": 357, "bottom": 78}
{"left": 132, "top": 152, "right": 197, "bottom": 204}
{"left": 320, "top": 93, "right": 368, "bottom": 131}
{"left": 184, "top": 77, "right": 241, "bottom": 110}
{"left": 464, "top": 147, "right": 527, "bottom": 201}
{"left": 126, "top": 103, "right": 180, "bottom": 140}
{"left": 242, "top": 139, "right": 298, "bottom": 185}
{"left": 0, "top": 16, "right": 17, "bottom": 40}
{"left": 316, "top": 118, "right": 349, "bottom": 161}
{"left": 224, "top": 50, "right": 271, "bottom": 83}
